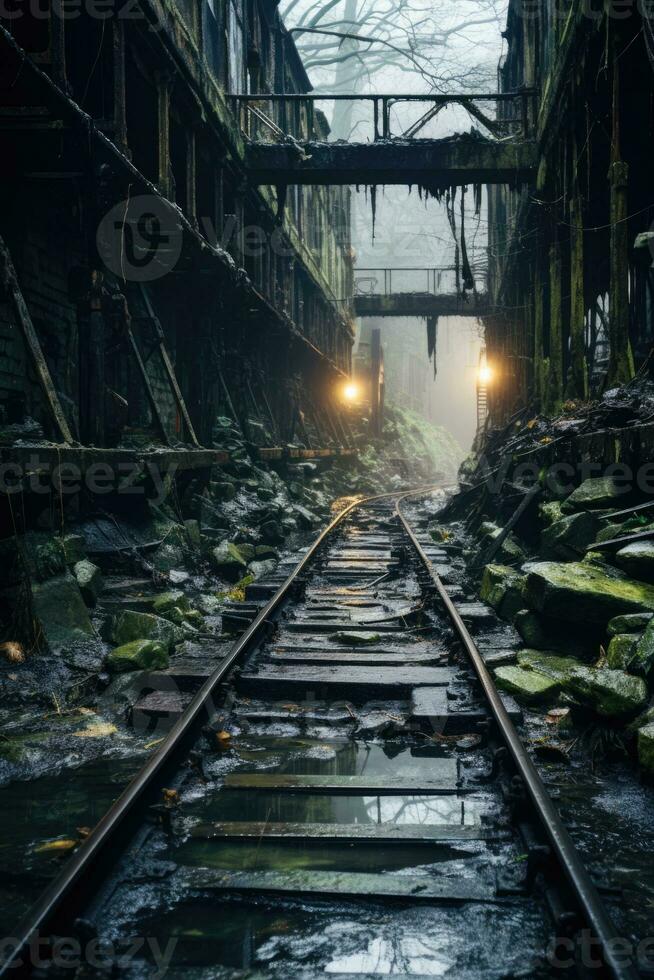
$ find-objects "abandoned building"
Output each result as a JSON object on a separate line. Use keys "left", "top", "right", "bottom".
{"left": 0, "top": 0, "right": 356, "bottom": 508}
{"left": 487, "top": 0, "right": 654, "bottom": 422}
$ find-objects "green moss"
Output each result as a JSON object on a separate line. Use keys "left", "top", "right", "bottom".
{"left": 524, "top": 561, "right": 654, "bottom": 624}
{"left": 494, "top": 665, "right": 559, "bottom": 704}
{"left": 218, "top": 574, "right": 254, "bottom": 603}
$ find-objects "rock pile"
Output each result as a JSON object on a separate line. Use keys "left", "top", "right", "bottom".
{"left": 445, "top": 470, "right": 654, "bottom": 776}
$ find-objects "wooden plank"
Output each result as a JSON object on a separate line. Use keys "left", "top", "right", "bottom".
{"left": 0, "top": 232, "right": 73, "bottom": 444}
{"left": 411, "top": 687, "right": 522, "bottom": 733}
{"left": 126, "top": 328, "right": 171, "bottom": 445}
{"left": 188, "top": 868, "right": 496, "bottom": 903}
{"left": 238, "top": 665, "right": 454, "bottom": 697}
{"left": 269, "top": 650, "right": 443, "bottom": 665}
{"left": 586, "top": 528, "right": 654, "bottom": 553}
{"left": 224, "top": 766, "right": 459, "bottom": 795}
{"left": 455, "top": 602, "right": 496, "bottom": 624}
{"left": 477, "top": 483, "right": 541, "bottom": 567}
{"left": 139, "top": 284, "right": 200, "bottom": 446}
{"left": 283, "top": 621, "right": 402, "bottom": 634}
{"left": 189, "top": 821, "right": 507, "bottom": 843}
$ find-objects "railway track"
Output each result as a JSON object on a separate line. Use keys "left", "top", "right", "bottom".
{"left": 1, "top": 489, "right": 639, "bottom": 979}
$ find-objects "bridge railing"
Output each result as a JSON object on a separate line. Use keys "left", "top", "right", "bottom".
{"left": 232, "top": 90, "right": 537, "bottom": 144}
{"left": 353, "top": 267, "right": 485, "bottom": 297}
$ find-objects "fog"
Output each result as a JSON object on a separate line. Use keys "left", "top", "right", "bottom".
{"left": 281, "top": 0, "right": 508, "bottom": 454}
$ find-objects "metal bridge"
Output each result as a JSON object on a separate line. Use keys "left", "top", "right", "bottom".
{"left": 237, "top": 92, "right": 537, "bottom": 187}
{"left": 352, "top": 268, "right": 490, "bottom": 318}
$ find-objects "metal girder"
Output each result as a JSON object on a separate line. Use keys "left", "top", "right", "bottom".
{"left": 354, "top": 293, "right": 491, "bottom": 318}
{"left": 245, "top": 138, "right": 537, "bottom": 187}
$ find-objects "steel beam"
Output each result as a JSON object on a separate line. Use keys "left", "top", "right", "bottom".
{"left": 245, "top": 138, "right": 536, "bottom": 187}
{"left": 354, "top": 293, "right": 491, "bottom": 318}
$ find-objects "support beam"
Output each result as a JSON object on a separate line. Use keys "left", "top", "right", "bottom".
{"left": 0, "top": 232, "right": 73, "bottom": 444}
{"left": 354, "top": 292, "right": 490, "bottom": 318}
{"left": 608, "top": 160, "right": 635, "bottom": 385}
{"left": 245, "top": 138, "right": 537, "bottom": 187}
{"left": 156, "top": 72, "right": 172, "bottom": 198}
{"left": 568, "top": 195, "right": 588, "bottom": 399}
{"left": 112, "top": 20, "right": 128, "bottom": 154}
{"left": 547, "top": 241, "right": 564, "bottom": 411}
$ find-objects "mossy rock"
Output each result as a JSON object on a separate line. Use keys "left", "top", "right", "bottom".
{"left": 540, "top": 512, "right": 598, "bottom": 560}
{"left": 524, "top": 561, "right": 654, "bottom": 624}
{"left": 236, "top": 543, "right": 257, "bottom": 562}
{"left": 516, "top": 649, "right": 584, "bottom": 684}
{"left": 111, "top": 610, "right": 183, "bottom": 653}
{"left": 632, "top": 618, "right": 654, "bottom": 677}
{"left": 57, "top": 534, "right": 86, "bottom": 566}
{"left": 615, "top": 541, "right": 654, "bottom": 583}
{"left": 151, "top": 525, "right": 190, "bottom": 573}
{"left": 73, "top": 559, "right": 103, "bottom": 606}
{"left": 255, "top": 545, "right": 279, "bottom": 559}
{"left": 31, "top": 573, "right": 94, "bottom": 652}
{"left": 106, "top": 639, "right": 168, "bottom": 674}
{"left": 152, "top": 591, "right": 191, "bottom": 615}
{"left": 249, "top": 559, "right": 277, "bottom": 581}
{"left": 567, "top": 667, "right": 647, "bottom": 718}
{"left": 479, "top": 564, "right": 525, "bottom": 621}
{"left": 596, "top": 523, "right": 628, "bottom": 544}
{"left": 538, "top": 501, "right": 564, "bottom": 527}
{"left": 637, "top": 723, "right": 654, "bottom": 774}
{"left": 516, "top": 650, "right": 647, "bottom": 717}
{"left": 607, "top": 612, "right": 653, "bottom": 636}
{"left": 606, "top": 634, "right": 637, "bottom": 670}
{"left": 562, "top": 477, "right": 628, "bottom": 513}
{"left": 211, "top": 541, "right": 249, "bottom": 581}
{"left": 494, "top": 665, "right": 559, "bottom": 704}
{"left": 211, "top": 481, "right": 237, "bottom": 502}
{"left": 514, "top": 609, "right": 601, "bottom": 658}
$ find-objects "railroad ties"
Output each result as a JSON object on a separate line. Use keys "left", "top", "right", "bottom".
{"left": 7, "top": 493, "right": 632, "bottom": 979}
{"left": 126, "top": 499, "right": 527, "bottom": 915}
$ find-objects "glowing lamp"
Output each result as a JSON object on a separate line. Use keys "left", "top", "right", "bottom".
{"left": 343, "top": 382, "right": 359, "bottom": 402}
{"left": 478, "top": 365, "right": 493, "bottom": 385}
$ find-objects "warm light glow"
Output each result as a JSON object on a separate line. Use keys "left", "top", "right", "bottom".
{"left": 478, "top": 365, "right": 493, "bottom": 385}
{"left": 343, "top": 382, "right": 359, "bottom": 402}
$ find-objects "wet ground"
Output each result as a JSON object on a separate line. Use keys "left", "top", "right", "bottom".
{"left": 1, "top": 492, "right": 654, "bottom": 979}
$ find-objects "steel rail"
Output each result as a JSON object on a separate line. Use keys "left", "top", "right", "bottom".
{"left": 0, "top": 485, "right": 441, "bottom": 979}
{"left": 395, "top": 490, "right": 639, "bottom": 980}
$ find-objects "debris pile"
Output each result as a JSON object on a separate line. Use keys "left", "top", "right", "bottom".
{"left": 440, "top": 379, "right": 654, "bottom": 777}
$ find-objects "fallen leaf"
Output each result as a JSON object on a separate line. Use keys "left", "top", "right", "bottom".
{"left": 72, "top": 722, "right": 117, "bottom": 739}
{"left": 546, "top": 708, "right": 570, "bottom": 725}
{"left": 76, "top": 827, "right": 92, "bottom": 839}
{"left": 215, "top": 730, "right": 232, "bottom": 748}
{"left": 35, "top": 838, "right": 78, "bottom": 855}
{"left": 162, "top": 788, "right": 179, "bottom": 806}
{"left": 144, "top": 737, "right": 164, "bottom": 750}
{"left": 0, "top": 642, "right": 25, "bottom": 664}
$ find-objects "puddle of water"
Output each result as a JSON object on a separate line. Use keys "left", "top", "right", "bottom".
{"left": 128, "top": 899, "right": 553, "bottom": 978}
{"left": 0, "top": 755, "right": 142, "bottom": 934}
{"left": 172, "top": 837, "right": 481, "bottom": 874}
